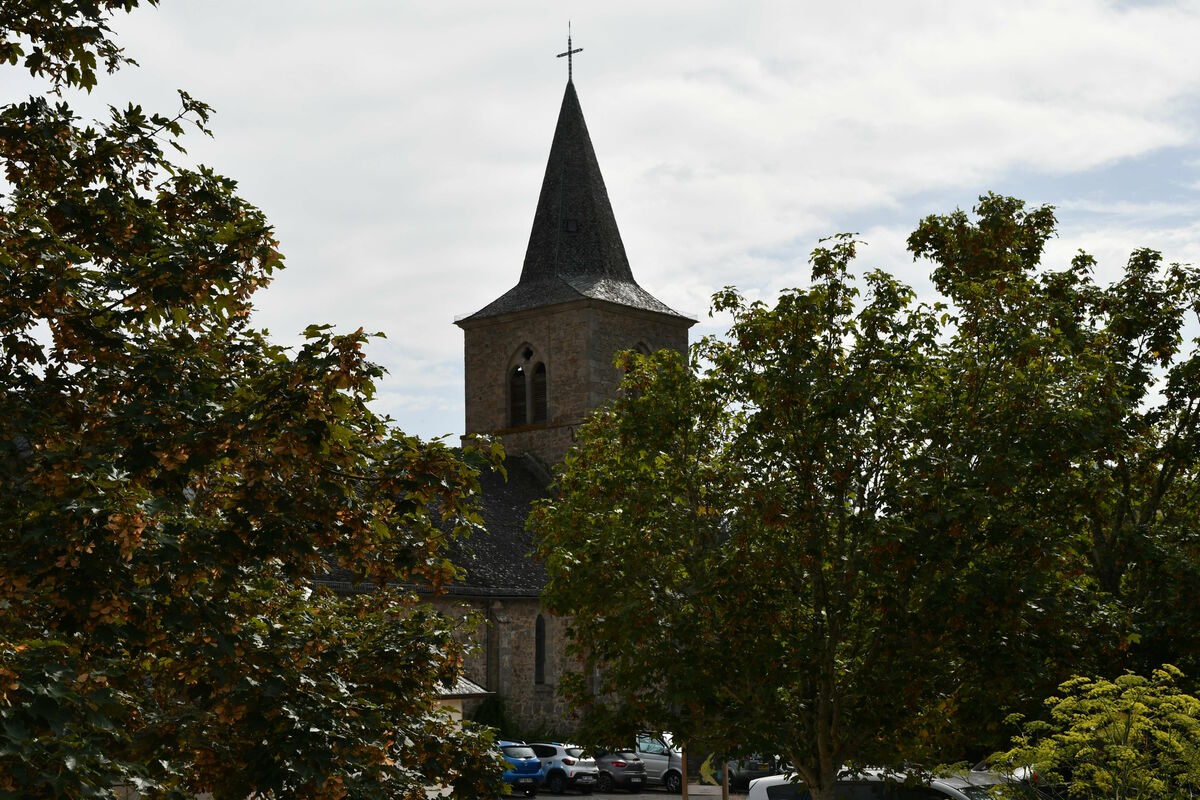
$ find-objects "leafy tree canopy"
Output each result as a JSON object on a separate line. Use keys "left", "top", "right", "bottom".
{"left": 534, "top": 195, "right": 1199, "bottom": 800}
{"left": 1, "top": 2, "right": 504, "bottom": 797}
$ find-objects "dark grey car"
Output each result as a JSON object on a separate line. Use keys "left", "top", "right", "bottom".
{"left": 727, "top": 755, "right": 783, "bottom": 791}
{"left": 595, "top": 748, "right": 647, "bottom": 793}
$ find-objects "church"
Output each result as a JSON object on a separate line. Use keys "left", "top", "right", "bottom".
{"left": 432, "top": 52, "right": 695, "bottom": 732}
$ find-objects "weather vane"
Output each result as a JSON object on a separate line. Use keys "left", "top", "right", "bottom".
{"left": 556, "top": 22, "right": 582, "bottom": 81}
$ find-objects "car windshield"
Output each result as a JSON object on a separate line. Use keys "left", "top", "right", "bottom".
{"left": 567, "top": 747, "right": 585, "bottom": 758}
{"left": 611, "top": 750, "right": 638, "bottom": 759}
{"left": 503, "top": 745, "right": 537, "bottom": 759}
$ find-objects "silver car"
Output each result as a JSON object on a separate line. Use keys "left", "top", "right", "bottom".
{"left": 634, "top": 732, "right": 684, "bottom": 793}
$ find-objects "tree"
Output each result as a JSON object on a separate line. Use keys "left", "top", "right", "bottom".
{"left": 908, "top": 197, "right": 1200, "bottom": 688}
{"left": 533, "top": 196, "right": 1200, "bottom": 800}
{"left": 0, "top": 3, "right": 504, "bottom": 797}
{"left": 994, "top": 665, "right": 1200, "bottom": 800}
{"left": 537, "top": 235, "right": 961, "bottom": 800}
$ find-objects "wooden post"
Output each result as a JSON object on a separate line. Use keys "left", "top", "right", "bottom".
{"left": 681, "top": 749, "right": 688, "bottom": 800}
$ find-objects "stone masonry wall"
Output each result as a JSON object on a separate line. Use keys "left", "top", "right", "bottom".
{"left": 461, "top": 299, "right": 690, "bottom": 465}
{"left": 432, "top": 595, "right": 580, "bottom": 736}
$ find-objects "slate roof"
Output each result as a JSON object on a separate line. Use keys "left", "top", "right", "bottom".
{"left": 440, "top": 674, "right": 489, "bottom": 699}
{"left": 444, "top": 455, "right": 550, "bottom": 597}
{"left": 459, "top": 80, "right": 691, "bottom": 324}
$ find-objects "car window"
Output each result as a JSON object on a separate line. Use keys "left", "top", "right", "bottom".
{"left": 502, "top": 745, "right": 537, "bottom": 759}
{"left": 566, "top": 747, "right": 584, "bottom": 758}
{"left": 638, "top": 737, "right": 667, "bottom": 755}
{"left": 530, "top": 744, "right": 553, "bottom": 757}
{"left": 766, "top": 784, "right": 811, "bottom": 800}
{"left": 892, "top": 789, "right": 950, "bottom": 800}
{"left": 838, "top": 782, "right": 887, "bottom": 800}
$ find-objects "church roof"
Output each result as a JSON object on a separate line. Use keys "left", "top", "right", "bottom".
{"left": 444, "top": 455, "right": 550, "bottom": 597}
{"left": 459, "top": 80, "right": 691, "bottom": 324}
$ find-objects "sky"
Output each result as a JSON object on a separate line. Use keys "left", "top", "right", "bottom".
{"left": 10, "top": 1, "right": 1200, "bottom": 441}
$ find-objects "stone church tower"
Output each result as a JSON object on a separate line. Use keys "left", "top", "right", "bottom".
{"left": 444, "top": 70, "right": 693, "bottom": 733}
{"left": 457, "top": 77, "right": 694, "bottom": 467}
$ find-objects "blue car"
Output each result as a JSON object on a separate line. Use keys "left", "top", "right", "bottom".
{"left": 499, "top": 740, "right": 545, "bottom": 797}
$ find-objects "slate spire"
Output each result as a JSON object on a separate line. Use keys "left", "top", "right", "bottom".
{"left": 522, "top": 79, "right": 635, "bottom": 285}
{"left": 461, "top": 80, "right": 689, "bottom": 322}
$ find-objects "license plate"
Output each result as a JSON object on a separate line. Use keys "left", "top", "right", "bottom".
{"left": 630, "top": 777, "right": 643, "bottom": 784}
{"left": 578, "top": 776, "right": 595, "bottom": 783}
{"left": 518, "top": 778, "right": 534, "bottom": 784}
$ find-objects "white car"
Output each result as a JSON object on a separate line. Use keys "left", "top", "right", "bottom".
{"left": 747, "top": 768, "right": 1000, "bottom": 800}
{"left": 529, "top": 742, "right": 599, "bottom": 794}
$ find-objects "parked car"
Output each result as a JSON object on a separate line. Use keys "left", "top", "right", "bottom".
{"left": 530, "top": 741, "right": 599, "bottom": 794}
{"left": 595, "top": 747, "right": 647, "bottom": 793}
{"left": 635, "top": 732, "right": 684, "bottom": 792}
{"left": 747, "top": 769, "right": 1000, "bottom": 800}
{"left": 726, "top": 755, "right": 784, "bottom": 791}
{"left": 499, "top": 740, "right": 546, "bottom": 797}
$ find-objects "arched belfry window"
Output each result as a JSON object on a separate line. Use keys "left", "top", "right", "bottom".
{"left": 534, "top": 614, "right": 546, "bottom": 685}
{"left": 507, "top": 345, "right": 549, "bottom": 427}
{"left": 531, "top": 363, "right": 547, "bottom": 423}
{"left": 509, "top": 366, "right": 527, "bottom": 427}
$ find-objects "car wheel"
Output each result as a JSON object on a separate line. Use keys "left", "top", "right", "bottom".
{"left": 597, "top": 772, "right": 613, "bottom": 793}
{"left": 548, "top": 772, "right": 567, "bottom": 794}
{"left": 665, "top": 771, "right": 683, "bottom": 793}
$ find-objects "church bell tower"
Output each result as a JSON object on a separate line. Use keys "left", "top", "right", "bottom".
{"left": 456, "top": 46, "right": 694, "bottom": 468}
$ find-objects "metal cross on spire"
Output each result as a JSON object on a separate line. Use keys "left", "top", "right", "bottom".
{"left": 556, "top": 22, "right": 583, "bottom": 82}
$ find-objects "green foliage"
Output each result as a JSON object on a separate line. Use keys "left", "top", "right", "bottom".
{"left": 911, "top": 196, "right": 1200, "bottom": 685}
{"left": 995, "top": 666, "right": 1200, "bottom": 800}
{"left": 0, "top": 3, "right": 505, "bottom": 798}
{"left": 0, "top": 0, "right": 153, "bottom": 93}
{"left": 534, "top": 196, "right": 1200, "bottom": 800}
{"left": 473, "top": 694, "right": 518, "bottom": 738}
{"left": 470, "top": 693, "right": 571, "bottom": 744}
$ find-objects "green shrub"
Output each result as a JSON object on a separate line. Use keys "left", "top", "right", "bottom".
{"left": 993, "top": 665, "right": 1200, "bottom": 800}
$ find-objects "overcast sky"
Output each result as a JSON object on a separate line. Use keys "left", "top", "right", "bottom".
{"left": 13, "top": 1, "right": 1200, "bottom": 441}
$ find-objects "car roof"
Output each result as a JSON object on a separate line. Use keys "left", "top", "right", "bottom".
{"left": 749, "top": 770, "right": 999, "bottom": 791}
